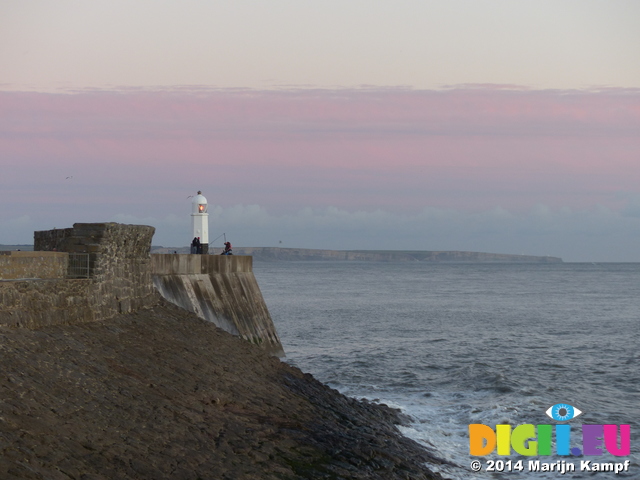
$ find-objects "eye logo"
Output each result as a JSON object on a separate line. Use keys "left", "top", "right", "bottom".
{"left": 546, "top": 403, "right": 582, "bottom": 422}
{"left": 470, "top": 404, "right": 631, "bottom": 457}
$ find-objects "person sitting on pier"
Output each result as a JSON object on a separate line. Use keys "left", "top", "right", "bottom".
{"left": 221, "top": 242, "right": 233, "bottom": 255}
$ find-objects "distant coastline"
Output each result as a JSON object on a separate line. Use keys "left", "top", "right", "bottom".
{"left": 1, "top": 244, "right": 562, "bottom": 263}
{"left": 0, "top": 245, "right": 34, "bottom": 252}
{"left": 150, "top": 246, "right": 563, "bottom": 263}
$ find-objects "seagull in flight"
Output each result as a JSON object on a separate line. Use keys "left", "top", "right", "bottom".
{"left": 65, "top": 176, "right": 73, "bottom": 180}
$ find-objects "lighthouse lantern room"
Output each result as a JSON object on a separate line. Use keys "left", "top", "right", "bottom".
{"left": 191, "top": 190, "right": 209, "bottom": 254}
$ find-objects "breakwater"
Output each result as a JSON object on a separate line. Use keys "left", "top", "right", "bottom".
{"left": 0, "top": 223, "right": 157, "bottom": 328}
{"left": 0, "top": 223, "right": 283, "bottom": 356}
{"left": 151, "top": 254, "right": 284, "bottom": 357}
{"left": 0, "top": 223, "right": 445, "bottom": 479}
{"left": 0, "top": 251, "right": 67, "bottom": 280}
{"left": 0, "top": 302, "right": 444, "bottom": 479}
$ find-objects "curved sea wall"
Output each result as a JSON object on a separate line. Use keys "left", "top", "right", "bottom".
{"left": 151, "top": 254, "right": 284, "bottom": 357}
{"left": 0, "top": 302, "right": 444, "bottom": 479}
{"left": 0, "top": 223, "right": 283, "bottom": 356}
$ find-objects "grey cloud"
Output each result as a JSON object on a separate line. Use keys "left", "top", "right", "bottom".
{"left": 119, "top": 204, "right": 640, "bottom": 262}
{"left": 3, "top": 205, "right": 639, "bottom": 262}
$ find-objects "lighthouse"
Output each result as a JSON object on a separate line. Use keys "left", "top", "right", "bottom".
{"left": 191, "top": 191, "right": 209, "bottom": 254}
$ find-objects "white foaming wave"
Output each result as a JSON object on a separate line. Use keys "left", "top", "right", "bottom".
{"left": 364, "top": 390, "right": 595, "bottom": 480}
{"left": 395, "top": 393, "right": 640, "bottom": 480}
{"left": 348, "top": 389, "right": 485, "bottom": 479}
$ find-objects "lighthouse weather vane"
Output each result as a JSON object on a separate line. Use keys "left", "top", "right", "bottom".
{"left": 190, "top": 190, "right": 209, "bottom": 254}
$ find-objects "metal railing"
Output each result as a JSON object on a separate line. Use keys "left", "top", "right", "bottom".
{"left": 67, "top": 253, "right": 91, "bottom": 278}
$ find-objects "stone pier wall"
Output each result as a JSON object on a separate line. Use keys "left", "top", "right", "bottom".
{"left": 1, "top": 223, "right": 159, "bottom": 328}
{"left": 151, "top": 254, "right": 284, "bottom": 357}
{"left": 0, "top": 251, "right": 68, "bottom": 280}
{"left": 1, "top": 223, "right": 283, "bottom": 356}
{"left": 0, "top": 279, "right": 96, "bottom": 328}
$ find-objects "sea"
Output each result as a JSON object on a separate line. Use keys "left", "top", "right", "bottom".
{"left": 253, "top": 261, "right": 640, "bottom": 479}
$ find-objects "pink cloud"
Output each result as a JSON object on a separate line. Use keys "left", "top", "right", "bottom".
{"left": 1, "top": 87, "right": 639, "bottom": 221}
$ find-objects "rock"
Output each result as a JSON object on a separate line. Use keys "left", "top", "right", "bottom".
{"left": 0, "top": 301, "right": 446, "bottom": 479}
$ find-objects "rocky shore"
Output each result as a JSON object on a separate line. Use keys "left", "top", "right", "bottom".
{"left": 0, "top": 300, "right": 447, "bottom": 479}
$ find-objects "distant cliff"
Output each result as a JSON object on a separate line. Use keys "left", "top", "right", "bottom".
{"left": 227, "top": 247, "right": 563, "bottom": 263}
{"left": 10, "top": 244, "right": 562, "bottom": 263}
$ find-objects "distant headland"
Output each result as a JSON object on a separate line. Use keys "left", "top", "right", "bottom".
{"left": 1, "top": 244, "right": 562, "bottom": 263}
{"left": 150, "top": 246, "right": 563, "bottom": 263}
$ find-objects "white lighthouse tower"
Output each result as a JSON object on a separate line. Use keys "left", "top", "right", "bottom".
{"left": 191, "top": 191, "right": 209, "bottom": 254}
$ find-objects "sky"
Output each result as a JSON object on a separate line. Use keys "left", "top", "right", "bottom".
{"left": 1, "top": 1, "right": 639, "bottom": 261}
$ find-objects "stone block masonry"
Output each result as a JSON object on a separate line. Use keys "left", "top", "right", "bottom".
{"left": 0, "top": 279, "right": 96, "bottom": 328}
{"left": 0, "top": 303, "right": 442, "bottom": 479}
{"left": 1, "top": 222, "right": 284, "bottom": 356}
{"left": 1, "top": 223, "right": 159, "bottom": 328}
{"left": 0, "top": 251, "right": 68, "bottom": 280}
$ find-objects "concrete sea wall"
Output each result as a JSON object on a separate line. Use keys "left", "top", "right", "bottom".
{"left": 151, "top": 254, "right": 284, "bottom": 357}
{"left": 1, "top": 223, "right": 283, "bottom": 356}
